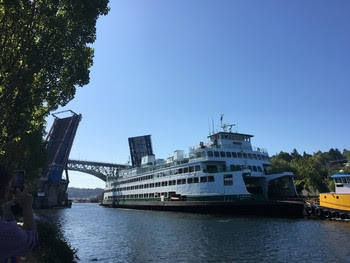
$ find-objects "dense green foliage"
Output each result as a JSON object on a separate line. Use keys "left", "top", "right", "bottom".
{"left": 270, "top": 148, "right": 350, "bottom": 194}
{"left": 0, "top": 0, "right": 109, "bottom": 184}
{"left": 26, "top": 220, "right": 78, "bottom": 263}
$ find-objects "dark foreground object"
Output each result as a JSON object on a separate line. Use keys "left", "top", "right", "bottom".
{"left": 102, "top": 200, "right": 304, "bottom": 218}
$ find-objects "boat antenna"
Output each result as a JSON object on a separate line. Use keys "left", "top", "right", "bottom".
{"left": 208, "top": 118, "right": 211, "bottom": 135}
{"left": 212, "top": 116, "right": 214, "bottom": 134}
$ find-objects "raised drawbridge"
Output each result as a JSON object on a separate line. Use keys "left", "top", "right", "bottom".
{"left": 35, "top": 111, "right": 128, "bottom": 209}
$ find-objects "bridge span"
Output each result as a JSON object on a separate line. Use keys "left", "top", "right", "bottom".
{"left": 67, "top": 160, "right": 130, "bottom": 182}
{"left": 34, "top": 111, "right": 131, "bottom": 209}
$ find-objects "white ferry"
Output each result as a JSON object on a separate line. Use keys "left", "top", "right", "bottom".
{"left": 102, "top": 120, "right": 303, "bottom": 216}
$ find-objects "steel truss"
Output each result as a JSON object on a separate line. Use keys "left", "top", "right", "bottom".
{"left": 67, "top": 160, "right": 130, "bottom": 182}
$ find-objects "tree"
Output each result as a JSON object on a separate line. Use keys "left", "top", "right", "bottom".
{"left": 275, "top": 151, "right": 292, "bottom": 162}
{"left": 0, "top": 0, "right": 109, "bottom": 178}
{"left": 327, "top": 148, "right": 343, "bottom": 161}
{"left": 291, "top": 148, "right": 301, "bottom": 161}
{"left": 270, "top": 149, "right": 337, "bottom": 194}
{"left": 343, "top": 149, "right": 350, "bottom": 163}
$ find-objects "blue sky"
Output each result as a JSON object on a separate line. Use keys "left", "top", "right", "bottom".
{"left": 51, "top": 0, "right": 350, "bottom": 188}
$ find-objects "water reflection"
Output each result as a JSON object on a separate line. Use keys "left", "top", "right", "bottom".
{"left": 36, "top": 204, "right": 350, "bottom": 262}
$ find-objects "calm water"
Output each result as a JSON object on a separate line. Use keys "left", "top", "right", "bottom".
{"left": 36, "top": 203, "right": 350, "bottom": 263}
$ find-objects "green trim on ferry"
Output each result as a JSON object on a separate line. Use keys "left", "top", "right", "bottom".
{"left": 107, "top": 194, "right": 266, "bottom": 203}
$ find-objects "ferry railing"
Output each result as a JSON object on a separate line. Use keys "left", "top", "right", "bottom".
{"left": 252, "top": 147, "right": 268, "bottom": 154}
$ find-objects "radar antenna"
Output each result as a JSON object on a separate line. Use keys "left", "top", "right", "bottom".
{"left": 219, "top": 114, "right": 236, "bottom": 133}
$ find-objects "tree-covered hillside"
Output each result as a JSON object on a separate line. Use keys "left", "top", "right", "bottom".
{"left": 270, "top": 148, "right": 350, "bottom": 194}
{"left": 67, "top": 187, "right": 104, "bottom": 199}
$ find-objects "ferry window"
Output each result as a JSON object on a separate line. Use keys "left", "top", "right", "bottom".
{"left": 236, "top": 165, "right": 242, "bottom": 171}
{"left": 224, "top": 174, "right": 233, "bottom": 186}
{"left": 232, "top": 152, "right": 237, "bottom": 158}
{"left": 214, "top": 151, "right": 219, "bottom": 157}
{"left": 193, "top": 177, "right": 199, "bottom": 183}
{"left": 257, "top": 166, "right": 262, "bottom": 172}
{"left": 237, "top": 152, "right": 242, "bottom": 158}
{"left": 252, "top": 154, "right": 257, "bottom": 160}
{"left": 206, "top": 165, "right": 218, "bottom": 173}
{"left": 243, "top": 153, "right": 247, "bottom": 159}
{"left": 184, "top": 167, "right": 189, "bottom": 173}
{"left": 179, "top": 168, "right": 183, "bottom": 174}
{"left": 248, "top": 165, "right": 252, "bottom": 171}
{"left": 226, "top": 152, "right": 232, "bottom": 157}
{"left": 187, "top": 178, "right": 193, "bottom": 184}
{"left": 177, "top": 179, "right": 182, "bottom": 185}
{"left": 139, "top": 194, "right": 143, "bottom": 198}
{"left": 162, "top": 181, "right": 168, "bottom": 186}
{"left": 200, "top": 176, "right": 207, "bottom": 183}
{"left": 189, "top": 166, "right": 194, "bottom": 172}
{"left": 252, "top": 166, "right": 257, "bottom": 172}
{"left": 248, "top": 153, "right": 252, "bottom": 159}
{"left": 195, "top": 165, "right": 201, "bottom": 171}
{"left": 257, "top": 155, "right": 262, "bottom": 160}
{"left": 221, "top": 164, "right": 226, "bottom": 172}
{"left": 150, "top": 183, "right": 154, "bottom": 188}
{"left": 169, "top": 180, "right": 175, "bottom": 185}
{"left": 181, "top": 179, "right": 186, "bottom": 184}
{"left": 220, "top": 151, "right": 225, "bottom": 157}
{"left": 208, "top": 151, "right": 213, "bottom": 157}
{"left": 208, "top": 176, "right": 215, "bottom": 182}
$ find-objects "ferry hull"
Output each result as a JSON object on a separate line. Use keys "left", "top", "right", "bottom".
{"left": 101, "top": 200, "right": 304, "bottom": 217}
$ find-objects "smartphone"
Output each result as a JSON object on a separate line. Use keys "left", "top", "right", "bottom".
{"left": 13, "top": 170, "right": 25, "bottom": 192}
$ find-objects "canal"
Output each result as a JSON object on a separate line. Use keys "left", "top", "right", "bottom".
{"left": 37, "top": 203, "right": 350, "bottom": 262}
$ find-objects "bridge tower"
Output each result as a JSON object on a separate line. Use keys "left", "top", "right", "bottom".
{"left": 35, "top": 111, "right": 82, "bottom": 209}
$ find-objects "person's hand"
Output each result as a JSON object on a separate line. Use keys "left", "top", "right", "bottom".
{"left": 13, "top": 186, "right": 33, "bottom": 215}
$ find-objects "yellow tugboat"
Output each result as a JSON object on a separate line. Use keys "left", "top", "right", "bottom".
{"left": 306, "top": 173, "right": 350, "bottom": 220}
